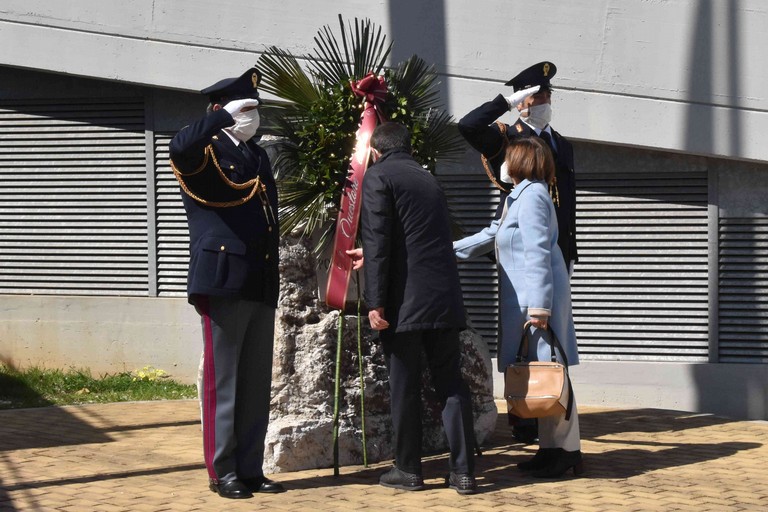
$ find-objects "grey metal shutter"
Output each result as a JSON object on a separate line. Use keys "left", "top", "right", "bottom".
{"left": 439, "top": 173, "right": 500, "bottom": 352}
{"left": 0, "top": 98, "right": 148, "bottom": 295}
{"left": 573, "top": 170, "right": 709, "bottom": 361}
{"left": 154, "top": 133, "right": 189, "bottom": 297}
{"left": 718, "top": 218, "right": 768, "bottom": 362}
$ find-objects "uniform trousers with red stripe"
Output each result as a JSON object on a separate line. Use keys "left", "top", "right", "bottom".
{"left": 195, "top": 295, "right": 275, "bottom": 484}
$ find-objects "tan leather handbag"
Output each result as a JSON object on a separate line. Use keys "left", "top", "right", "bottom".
{"left": 504, "top": 322, "right": 573, "bottom": 419}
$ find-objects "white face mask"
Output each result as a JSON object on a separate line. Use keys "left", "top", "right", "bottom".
{"left": 229, "top": 108, "right": 260, "bottom": 142}
{"left": 521, "top": 103, "right": 552, "bottom": 130}
{"left": 500, "top": 160, "right": 513, "bottom": 185}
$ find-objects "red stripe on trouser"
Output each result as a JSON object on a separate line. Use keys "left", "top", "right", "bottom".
{"left": 198, "top": 296, "right": 218, "bottom": 481}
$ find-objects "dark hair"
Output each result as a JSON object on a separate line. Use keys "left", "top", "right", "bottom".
{"left": 504, "top": 137, "right": 555, "bottom": 183}
{"left": 370, "top": 122, "right": 411, "bottom": 153}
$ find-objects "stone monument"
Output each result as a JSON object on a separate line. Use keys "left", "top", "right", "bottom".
{"left": 263, "top": 236, "right": 497, "bottom": 473}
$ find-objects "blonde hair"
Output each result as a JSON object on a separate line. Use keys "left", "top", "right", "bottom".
{"left": 504, "top": 137, "right": 555, "bottom": 184}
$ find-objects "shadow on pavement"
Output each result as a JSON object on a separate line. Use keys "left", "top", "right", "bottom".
{"left": 478, "top": 407, "right": 762, "bottom": 481}
{"left": 0, "top": 462, "right": 206, "bottom": 494}
{"left": 0, "top": 406, "right": 113, "bottom": 451}
{"left": 278, "top": 407, "right": 762, "bottom": 489}
{"left": 579, "top": 407, "right": 737, "bottom": 438}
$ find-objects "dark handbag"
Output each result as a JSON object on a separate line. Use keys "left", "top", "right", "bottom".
{"left": 504, "top": 322, "right": 574, "bottom": 419}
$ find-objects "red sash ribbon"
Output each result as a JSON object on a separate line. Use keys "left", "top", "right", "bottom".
{"left": 325, "top": 73, "right": 388, "bottom": 309}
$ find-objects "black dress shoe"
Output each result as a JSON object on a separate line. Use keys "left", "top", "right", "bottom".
{"left": 378, "top": 466, "right": 424, "bottom": 491}
{"left": 209, "top": 478, "right": 253, "bottom": 499}
{"left": 517, "top": 448, "right": 562, "bottom": 471}
{"left": 532, "top": 450, "right": 584, "bottom": 478}
{"left": 445, "top": 472, "right": 478, "bottom": 495}
{"left": 242, "top": 476, "right": 286, "bottom": 494}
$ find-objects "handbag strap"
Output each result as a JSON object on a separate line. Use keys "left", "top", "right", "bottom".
{"left": 564, "top": 375, "right": 574, "bottom": 421}
{"left": 516, "top": 321, "right": 559, "bottom": 363}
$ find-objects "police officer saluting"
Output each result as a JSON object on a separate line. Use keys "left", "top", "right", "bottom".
{"left": 169, "top": 67, "right": 284, "bottom": 499}
{"left": 458, "top": 61, "right": 577, "bottom": 271}
{"left": 458, "top": 62, "right": 577, "bottom": 446}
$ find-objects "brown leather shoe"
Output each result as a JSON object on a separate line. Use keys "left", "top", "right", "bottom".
{"left": 209, "top": 478, "right": 253, "bottom": 499}
{"left": 242, "top": 476, "right": 286, "bottom": 493}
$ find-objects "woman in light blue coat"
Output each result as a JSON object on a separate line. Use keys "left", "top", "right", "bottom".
{"left": 454, "top": 137, "right": 583, "bottom": 478}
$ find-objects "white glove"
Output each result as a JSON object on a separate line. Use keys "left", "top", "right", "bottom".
{"left": 504, "top": 85, "right": 540, "bottom": 111}
{"left": 223, "top": 98, "right": 260, "bottom": 116}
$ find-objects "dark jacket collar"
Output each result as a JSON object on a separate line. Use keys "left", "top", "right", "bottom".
{"left": 375, "top": 148, "right": 411, "bottom": 164}
{"left": 512, "top": 119, "right": 559, "bottom": 138}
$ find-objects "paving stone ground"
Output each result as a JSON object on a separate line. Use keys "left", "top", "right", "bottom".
{"left": 1, "top": 400, "right": 767, "bottom": 511}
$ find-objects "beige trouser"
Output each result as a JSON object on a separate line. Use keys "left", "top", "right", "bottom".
{"left": 538, "top": 386, "right": 581, "bottom": 452}
{"left": 527, "top": 324, "right": 581, "bottom": 452}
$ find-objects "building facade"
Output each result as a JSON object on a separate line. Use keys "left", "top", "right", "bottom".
{"left": 1, "top": 0, "right": 767, "bottom": 419}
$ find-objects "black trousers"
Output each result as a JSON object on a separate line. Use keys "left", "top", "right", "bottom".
{"left": 383, "top": 328, "right": 475, "bottom": 475}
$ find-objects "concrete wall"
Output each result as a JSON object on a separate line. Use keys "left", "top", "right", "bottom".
{"left": 0, "top": 295, "right": 201, "bottom": 383}
{"left": 2, "top": 290, "right": 766, "bottom": 420}
{"left": 1, "top": 0, "right": 767, "bottom": 162}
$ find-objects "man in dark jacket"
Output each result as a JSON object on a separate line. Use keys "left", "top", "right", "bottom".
{"left": 169, "top": 67, "right": 284, "bottom": 499}
{"left": 458, "top": 61, "right": 577, "bottom": 445}
{"left": 357, "top": 122, "right": 476, "bottom": 495}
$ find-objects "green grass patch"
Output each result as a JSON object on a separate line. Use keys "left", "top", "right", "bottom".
{"left": 0, "top": 364, "right": 197, "bottom": 410}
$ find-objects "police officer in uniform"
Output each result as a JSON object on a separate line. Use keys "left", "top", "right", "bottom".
{"left": 169, "top": 67, "right": 284, "bottom": 499}
{"left": 458, "top": 61, "right": 577, "bottom": 445}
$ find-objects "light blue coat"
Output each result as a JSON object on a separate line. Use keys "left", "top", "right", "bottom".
{"left": 454, "top": 179, "right": 579, "bottom": 372}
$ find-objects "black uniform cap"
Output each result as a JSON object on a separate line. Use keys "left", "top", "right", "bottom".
{"left": 201, "top": 67, "right": 262, "bottom": 104}
{"left": 505, "top": 61, "right": 557, "bottom": 91}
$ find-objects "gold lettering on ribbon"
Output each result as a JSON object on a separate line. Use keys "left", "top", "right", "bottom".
{"left": 338, "top": 176, "right": 359, "bottom": 240}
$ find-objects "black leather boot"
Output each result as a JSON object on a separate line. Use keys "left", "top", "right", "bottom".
{"left": 532, "top": 450, "right": 584, "bottom": 478}
{"left": 517, "top": 448, "right": 562, "bottom": 471}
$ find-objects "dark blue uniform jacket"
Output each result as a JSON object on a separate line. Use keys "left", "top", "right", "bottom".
{"left": 169, "top": 109, "right": 279, "bottom": 307}
{"left": 458, "top": 94, "right": 577, "bottom": 264}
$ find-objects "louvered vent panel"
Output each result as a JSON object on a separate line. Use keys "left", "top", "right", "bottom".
{"left": 718, "top": 218, "right": 768, "bottom": 363}
{"left": 154, "top": 133, "right": 189, "bottom": 296}
{"left": 573, "top": 171, "right": 709, "bottom": 361}
{"left": 439, "top": 173, "right": 501, "bottom": 352}
{"left": 0, "top": 99, "right": 148, "bottom": 295}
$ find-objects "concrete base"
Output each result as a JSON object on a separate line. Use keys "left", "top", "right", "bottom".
{"left": 0, "top": 295, "right": 201, "bottom": 383}
{"left": 492, "top": 359, "right": 768, "bottom": 421}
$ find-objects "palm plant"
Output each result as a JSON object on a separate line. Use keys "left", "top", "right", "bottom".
{"left": 257, "top": 14, "right": 464, "bottom": 252}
